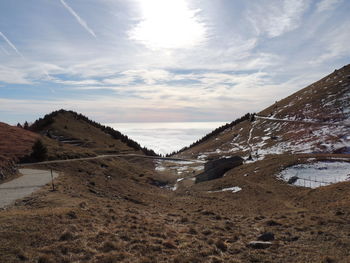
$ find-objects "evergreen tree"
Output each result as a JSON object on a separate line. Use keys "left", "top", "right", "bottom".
{"left": 31, "top": 139, "right": 48, "bottom": 161}
{"left": 23, "top": 121, "right": 29, "bottom": 130}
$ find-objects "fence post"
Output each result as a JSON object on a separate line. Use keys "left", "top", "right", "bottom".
{"left": 51, "top": 169, "right": 55, "bottom": 191}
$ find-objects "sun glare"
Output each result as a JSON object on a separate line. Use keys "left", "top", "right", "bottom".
{"left": 129, "top": 0, "right": 207, "bottom": 49}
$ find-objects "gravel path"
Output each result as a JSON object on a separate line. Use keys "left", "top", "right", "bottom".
{"left": 0, "top": 169, "right": 58, "bottom": 208}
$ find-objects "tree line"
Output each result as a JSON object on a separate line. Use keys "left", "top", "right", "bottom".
{"left": 166, "top": 113, "right": 255, "bottom": 157}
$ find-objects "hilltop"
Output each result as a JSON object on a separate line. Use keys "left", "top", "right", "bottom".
{"left": 30, "top": 110, "right": 157, "bottom": 156}
{"left": 0, "top": 110, "right": 157, "bottom": 180}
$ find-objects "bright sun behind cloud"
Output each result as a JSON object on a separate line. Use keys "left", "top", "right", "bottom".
{"left": 128, "top": 0, "right": 207, "bottom": 49}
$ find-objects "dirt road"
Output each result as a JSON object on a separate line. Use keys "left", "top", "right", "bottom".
{"left": 0, "top": 169, "right": 58, "bottom": 208}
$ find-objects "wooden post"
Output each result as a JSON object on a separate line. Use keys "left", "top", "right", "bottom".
{"left": 51, "top": 169, "right": 55, "bottom": 191}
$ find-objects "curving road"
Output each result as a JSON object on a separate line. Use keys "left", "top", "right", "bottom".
{"left": 0, "top": 169, "right": 58, "bottom": 209}
{"left": 0, "top": 155, "right": 201, "bottom": 208}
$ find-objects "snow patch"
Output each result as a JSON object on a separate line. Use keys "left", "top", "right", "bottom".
{"left": 209, "top": 186, "right": 242, "bottom": 193}
{"left": 278, "top": 161, "right": 350, "bottom": 188}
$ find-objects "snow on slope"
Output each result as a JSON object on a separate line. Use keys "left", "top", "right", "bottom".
{"left": 209, "top": 186, "right": 242, "bottom": 193}
{"left": 178, "top": 65, "right": 350, "bottom": 160}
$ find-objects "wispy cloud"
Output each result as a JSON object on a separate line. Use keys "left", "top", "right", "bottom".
{"left": 59, "top": 0, "right": 96, "bottom": 38}
{"left": 0, "top": 65, "right": 31, "bottom": 84}
{"left": 316, "top": 0, "right": 342, "bottom": 12}
{"left": 309, "top": 22, "right": 350, "bottom": 64}
{"left": 247, "top": 0, "right": 310, "bottom": 38}
{"left": 0, "top": 31, "right": 23, "bottom": 57}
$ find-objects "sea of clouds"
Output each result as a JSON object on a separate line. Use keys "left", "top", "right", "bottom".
{"left": 106, "top": 122, "right": 227, "bottom": 155}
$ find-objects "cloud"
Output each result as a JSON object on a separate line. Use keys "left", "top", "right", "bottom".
{"left": 316, "top": 0, "right": 342, "bottom": 12}
{"left": 103, "top": 69, "right": 172, "bottom": 85}
{"left": 309, "top": 22, "right": 350, "bottom": 64}
{"left": 0, "top": 63, "right": 335, "bottom": 124}
{"left": 68, "top": 70, "right": 275, "bottom": 110}
{"left": 247, "top": 0, "right": 310, "bottom": 38}
{"left": 0, "top": 65, "right": 31, "bottom": 84}
{"left": 59, "top": 0, "right": 96, "bottom": 38}
{"left": 0, "top": 0, "right": 349, "bottom": 125}
{"left": 0, "top": 31, "right": 23, "bottom": 57}
{"left": 52, "top": 79, "right": 101, "bottom": 86}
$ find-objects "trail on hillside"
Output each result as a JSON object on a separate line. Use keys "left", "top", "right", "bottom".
{"left": 255, "top": 115, "right": 350, "bottom": 127}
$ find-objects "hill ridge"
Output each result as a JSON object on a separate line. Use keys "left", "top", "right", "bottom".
{"left": 177, "top": 64, "right": 350, "bottom": 160}
{"left": 30, "top": 109, "right": 158, "bottom": 156}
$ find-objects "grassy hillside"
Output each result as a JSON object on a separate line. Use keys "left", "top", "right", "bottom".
{"left": 30, "top": 110, "right": 157, "bottom": 156}
{"left": 0, "top": 121, "right": 96, "bottom": 176}
{"left": 167, "top": 113, "right": 252, "bottom": 157}
{"left": 0, "top": 122, "right": 38, "bottom": 162}
{"left": 1, "top": 153, "right": 350, "bottom": 262}
{"left": 0, "top": 122, "right": 39, "bottom": 180}
{"left": 177, "top": 64, "right": 350, "bottom": 160}
{"left": 260, "top": 65, "right": 350, "bottom": 122}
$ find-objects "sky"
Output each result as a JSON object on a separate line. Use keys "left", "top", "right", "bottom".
{"left": 0, "top": 0, "right": 349, "bottom": 124}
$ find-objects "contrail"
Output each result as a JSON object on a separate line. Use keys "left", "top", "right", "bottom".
{"left": 0, "top": 31, "right": 23, "bottom": 57}
{"left": 60, "top": 0, "right": 96, "bottom": 38}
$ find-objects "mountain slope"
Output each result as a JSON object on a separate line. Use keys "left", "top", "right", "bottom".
{"left": 30, "top": 110, "right": 157, "bottom": 156}
{"left": 0, "top": 122, "right": 38, "bottom": 179}
{"left": 0, "top": 122, "right": 38, "bottom": 161}
{"left": 177, "top": 64, "right": 350, "bottom": 160}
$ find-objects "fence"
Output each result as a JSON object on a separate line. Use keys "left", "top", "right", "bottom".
{"left": 291, "top": 172, "right": 340, "bottom": 188}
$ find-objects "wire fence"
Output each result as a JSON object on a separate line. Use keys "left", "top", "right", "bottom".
{"left": 290, "top": 172, "right": 342, "bottom": 188}
{"left": 296, "top": 177, "right": 335, "bottom": 188}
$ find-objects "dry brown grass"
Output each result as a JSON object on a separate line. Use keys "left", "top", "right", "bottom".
{"left": 39, "top": 111, "right": 138, "bottom": 155}
{"left": 1, "top": 154, "right": 350, "bottom": 262}
{"left": 0, "top": 122, "right": 38, "bottom": 162}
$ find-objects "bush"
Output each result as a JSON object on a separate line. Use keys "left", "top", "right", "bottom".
{"left": 30, "top": 139, "right": 48, "bottom": 161}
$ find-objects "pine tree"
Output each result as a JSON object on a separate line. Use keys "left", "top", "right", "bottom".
{"left": 23, "top": 121, "right": 29, "bottom": 130}
{"left": 31, "top": 139, "right": 48, "bottom": 161}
